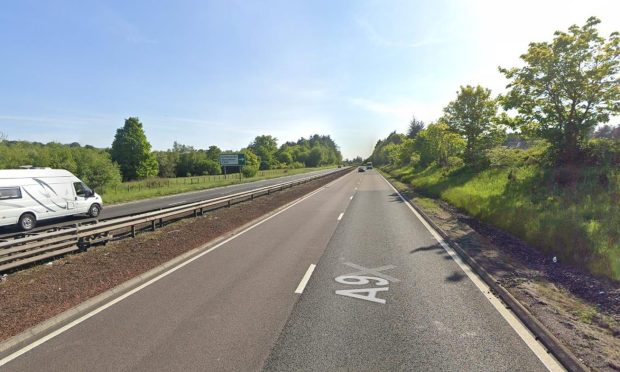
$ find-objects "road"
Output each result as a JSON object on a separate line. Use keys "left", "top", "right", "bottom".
{"left": 0, "top": 168, "right": 341, "bottom": 235}
{"left": 0, "top": 170, "right": 559, "bottom": 371}
{"left": 100, "top": 168, "right": 342, "bottom": 219}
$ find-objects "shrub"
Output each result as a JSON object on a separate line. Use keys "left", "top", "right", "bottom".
{"left": 242, "top": 166, "right": 258, "bottom": 177}
{"left": 587, "top": 138, "right": 620, "bottom": 165}
{"left": 486, "top": 146, "right": 525, "bottom": 168}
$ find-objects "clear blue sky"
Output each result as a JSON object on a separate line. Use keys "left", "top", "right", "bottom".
{"left": 1, "top": 0, "right": 619, "bottom": 159}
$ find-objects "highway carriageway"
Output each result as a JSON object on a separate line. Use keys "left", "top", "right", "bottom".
{"left": 0, "top": 169, "right": 565, "bottom": 371}
{"left": 0, "top": 168, "right": 348, "bottom": 273}
{"left": 0, "top": 167, "right": 343, "bottom": 239}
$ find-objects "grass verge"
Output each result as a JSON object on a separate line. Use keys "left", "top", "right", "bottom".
{"left": 384, "top": 164, "right": 620, "bottom": 281}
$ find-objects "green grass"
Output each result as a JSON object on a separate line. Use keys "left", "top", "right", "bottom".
{"left": 99, "top": 166, "right": 335, "bottom": 204}
{"left": 387, "top": 164, "right": 620, "bottom": 281}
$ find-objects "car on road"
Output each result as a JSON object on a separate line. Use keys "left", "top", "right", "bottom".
{"left": 358, "top": 167, "right": 366, "bottom": 172}
{"left": 366, "top": 162, "right": 373, "bottom": 170}
{"left": 0, "top": 168, "right": 103, "bottom": 231}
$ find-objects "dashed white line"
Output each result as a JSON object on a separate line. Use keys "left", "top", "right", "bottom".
{"left": 0, "top": 175, "right": 347, "bottom": 368}
{"left": 294, "top": 264, "right": 316, "bottom": 294}
{"left": 349, "top": 195, "right": 353, "bottom": 200}
{"left": 337, "top": 212, "right": 344, "bottom": 221}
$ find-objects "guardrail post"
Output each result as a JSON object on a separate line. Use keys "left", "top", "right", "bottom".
{"left": 131, "top": 225, "right": 136, "bottom": 238}
{"left": 227, "top": 199, "right": 232, "bottom": 207}
{"left": 152, "top": 220, "right": 156, "bottom": 231}
{"left": 200, "top": 207, "right": 204, "bottom": 215}
{"left": 194, "top": 209, "right": 198, "bottom": 218}
{"left": 159, "top": 218, "right": 163, "bottom": 228}
{"left": 251, "top": 193, "right": 254, "bottom": 200}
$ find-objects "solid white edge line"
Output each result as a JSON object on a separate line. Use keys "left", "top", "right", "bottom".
{"left": 337, "top": 212, "right": 344, "bottom": 221}
{"left": 294, "top": 264, "right": 317, "bottom": 294}
{"left": 0, "top": 172, "right": 351, "bottom": 368}
{"left": 379, "top": 174, "right": 564, "bottom": 372}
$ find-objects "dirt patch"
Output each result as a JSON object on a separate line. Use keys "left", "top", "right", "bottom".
{"left": 0, "top": 171, "right": 348, "bottom": 343}
{"left": 386, "top": 174, "right": 620, "bottom": 372}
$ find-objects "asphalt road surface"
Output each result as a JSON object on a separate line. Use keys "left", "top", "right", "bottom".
{"left": 99, "top": 168, "right": 342, "bottom": 220}
{"left": 0, "top": 168, "right": 341, "bottom": 235}
{"left": 0, "top": 170, "right": 560, "bottom": 371}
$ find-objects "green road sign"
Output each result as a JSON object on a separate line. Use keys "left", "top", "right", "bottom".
{"left": 219, "top": 154, "right": 246, "bottom": 166}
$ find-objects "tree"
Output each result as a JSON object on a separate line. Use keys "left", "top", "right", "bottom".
{"left": 443, "top": 85, "right": 501, "bottom": 164}
{"left": 206, "top": 145, "right": 222, "bottom": 162}
{"left": 248, "top": 135, "right": 279, "bottom": 170}
{"left": 407, "top": 116, "right": 425, "bottom": 138}
{"left": 240, "top": 149, "right": 259, "bottom": 177}
{"left": 110, "top": 117, "right": 159, "bottom": 180}
{"left": 593, "top": 124, "right": 620, "bottom": 140}
{"left": 414, "top": 122, "right": 465, "bottom": 167}
{"left": 499, "top": 17, "right": 620, "bottom": 162}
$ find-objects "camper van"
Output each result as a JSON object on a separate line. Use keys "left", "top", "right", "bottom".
{"left": 0, "top": 168, "right": 103, "bottom": 231}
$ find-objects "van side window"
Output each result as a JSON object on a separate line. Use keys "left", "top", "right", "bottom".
{"left": 0, "top": 187, "right": 22, "bottom": 200}
{"left": 73, "top": 182, "right": 85, "bottom": 196}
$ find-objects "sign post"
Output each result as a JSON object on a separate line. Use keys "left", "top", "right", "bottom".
{"left": 219, "top": 154, "right": 247, "bottom": 180}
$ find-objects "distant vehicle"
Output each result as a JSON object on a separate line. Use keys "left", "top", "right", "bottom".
{"left": 338, "top": 165, "right": 342, "bottom": 168}
{"left": 366, "top": 162, "right": 373, "bottom": 170}
{"left": 0, "top": 168, "right": 103, "bottom": 231}
{"left": 358, "top": 167, "right": 366, "bottom": 172}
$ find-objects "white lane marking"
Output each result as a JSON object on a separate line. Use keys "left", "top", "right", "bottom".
{"left": 168, "top": 200, "right": 187, "bottom": 206}
{"left": 294, "top": 264, "right": 316, "bottom": 294}
{"left": 380, "top": 175, "right": 564, "bottom": 372}
{"left": 349, "top": 195, "right": 353, "bottom": 200}
{"left": 354, "top": 187, "right": 358, "bottom": 191}
{"left": 337, "top": 212, "right": 344, "bottom": 221}
{"left": 0, "top": 173, "right": 353, "bottom": 368}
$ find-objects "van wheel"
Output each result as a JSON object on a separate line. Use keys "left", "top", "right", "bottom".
{"left": 88, "top": 204, "right": 101, "bottom": 218}
{"left": 19, "top": 213, "right": 36, "bottom": 231}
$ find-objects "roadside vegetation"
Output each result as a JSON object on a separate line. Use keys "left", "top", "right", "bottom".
{"left": 1, "top": 120, "right": 344, "bottom": 203}
{"left": 370, "top": 17, "right": 620, "bottom": 280}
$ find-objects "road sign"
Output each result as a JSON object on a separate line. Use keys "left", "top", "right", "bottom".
{"left": 219, "top": 154, "right": 246, "bottom": 166}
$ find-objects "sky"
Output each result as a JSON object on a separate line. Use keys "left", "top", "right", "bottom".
{"left": 1, "top": 0, "right": 620, "bottom": 159}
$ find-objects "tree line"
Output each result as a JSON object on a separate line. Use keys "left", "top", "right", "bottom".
{"left": 0, "top": 117, "right": 343, "bottom": 187}
{"left": 369, "top": 17, "right": 620, "bottom": 170}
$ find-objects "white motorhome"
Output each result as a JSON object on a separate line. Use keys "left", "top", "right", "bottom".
{"left": 0, "top": 168, "right": 103, "bottom": 231}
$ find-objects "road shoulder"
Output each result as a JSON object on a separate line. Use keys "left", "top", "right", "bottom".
{"left": 382, "top": 170, "right": 620, "bottom": 371}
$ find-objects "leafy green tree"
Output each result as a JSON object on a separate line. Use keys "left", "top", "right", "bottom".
{"left": 154, "top": 150, "right": 179, "bottom": 178}
{"left": 443, "top": 85, "right": 502, "bottom": 165}
{"left": 248, "top": 135, "right": 279, "bottom": 170}
{"left": 593, "top": 124, "right": 620, "bottom": 140}
{"left": 276, "top": 146, "right": 294, "bottom": 165}
{"left": 110, "top": 117, "right": 159, "bottom": 180}
{"left": 240, "top": 149, "right": 259, "bottom": 177}
{"left": 414, "top": 122, "right": 466, "bottom": 167}
{"left": 75, "top": 148, "right": 122, "bottom": 190}
{"left": 0, "top": 140, "right": 122, "bottom": 189}
{"left": 206, "top": 145, "right": 222, "bottom": 162}
{"left": 407, "top": 116, "right": 425, "bottom": 138}
{"left": 499, "top": 17, "right": 620, "bottom": 162}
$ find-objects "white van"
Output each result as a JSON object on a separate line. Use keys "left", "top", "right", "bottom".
{"left": 0, "top": 168, "right": 103, "bottom": 231}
